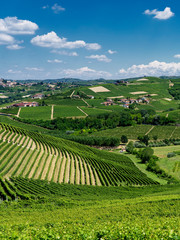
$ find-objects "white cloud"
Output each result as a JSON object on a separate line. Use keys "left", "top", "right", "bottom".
{"left": 31, "top": 31, "right": 101, "bottom": 50}
{"left": 7, "top": 44, "right": 24, "bottom": 50}
{"left": 119, "top": 60, "right": 180, "bottom": 77}
{"left": 86, "top": 43, "right": 101, "bottom": 50}
{"left": 47, "top": 59, "right": 62, "bottom": 63}
{"left": 8, "top": 69, "right": 22, "bottom": 74}
{"left": 62, "top": 66, "right": 112, "bottom": 79}
{"left": 108, "top": 50, "right": 117, "bottom": 54}
{"left": 52, "top": 3, "right": 65, "bottom": 14}
{"left": 144, "top": 7, "right": 174, "bottom": 20}
{"left": 25, "top": 67, "right": 43, "bottom": 71}
{"left": 174, "top": 54, "right": 180, "bottom": 58}
{"left": 0, "top": 33, "right": 14, "bottom": 45}
{"left": 86, "top": 54, "right": 111, "bottom": 62}
{"left": 51, "top": 50, "right": 78, "bottom": 56}
{"left": 42, "top": 5, "right": 49, "bottom": 9}
{"left": 0, "top": 17, "right": 38, "bottom": 35}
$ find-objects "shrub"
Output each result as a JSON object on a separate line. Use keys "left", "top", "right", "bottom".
{"left": 167, "top": 152, "right": 176, "bottom": 158}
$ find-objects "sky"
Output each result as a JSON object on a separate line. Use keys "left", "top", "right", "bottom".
{"left": 1, "top": 0, "right": 180, "bottom": 80}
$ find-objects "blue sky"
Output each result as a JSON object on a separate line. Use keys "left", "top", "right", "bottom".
{"left": 1, "top": 0, "right": 180, "bottom": 79}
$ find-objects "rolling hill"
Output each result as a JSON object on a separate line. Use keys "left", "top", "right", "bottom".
{"left": 0, "top": 122, "right": 159, "bottom": 200}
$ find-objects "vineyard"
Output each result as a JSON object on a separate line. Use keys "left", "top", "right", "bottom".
{"left": 0, "top": 122, "right": 159, "bottom": 200}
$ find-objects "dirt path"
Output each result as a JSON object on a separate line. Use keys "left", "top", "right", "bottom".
{"left": 145, "top": 126, "right": 154, "bottom": 135}
{"left": 170, "top": 126, "right": 177, "bottom": 139}
{"left": 82, "top": 98, "right": 90, "bottom": 107}
{"left": 70, "top": 90, "right": 75, "bottom": 98}
{"left": 77, "top": 106, "right": 88, "bottom": 116}
{"left": 16, "top": 108, "right": 21, "bottom": 117}
{"left": 51, "top": 105, "right": 54, "bottom": 120}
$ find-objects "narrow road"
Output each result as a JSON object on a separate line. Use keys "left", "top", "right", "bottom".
{"left": 82, "top": 98, "right": 90, "bottom": 107}
{"left": 51, "top": 105, "right": 54, "bottom": 120}
{"left": 145, "top": 126, "right": 154, "bottom": 135}
{"left": 70, "top": 90, "right": 75, "bottom": 98}
{"left": 77, "top": 106, "right": 88, "bottom": 116}
{"left": 16, "top": 108, "right": 21, "bottom": 117}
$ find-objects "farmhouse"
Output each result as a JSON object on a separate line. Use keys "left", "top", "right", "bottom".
{"left": 12, "top": 102, "right": 39, "bottom": 107}
{"left": 32, "top": 93, "right": 44, "bottom": 99}
{"left": 87, "top": 95, "right": 94, "bottom": 99}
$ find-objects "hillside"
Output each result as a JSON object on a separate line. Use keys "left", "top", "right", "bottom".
{"left": 0, "top": 122, "right": 158, "bottom": 197}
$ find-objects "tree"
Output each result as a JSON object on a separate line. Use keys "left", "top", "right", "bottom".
{"left": 121, "top": 135, "right": 128, "bottom": 143}
{"left": 138, "top": 135, "right": 149, "bottom": 146}
{"left": 126, "top": 141, "right": 134, "bottom": 154}
{"left": 153, "top": 135, "right": 158, "bottom": 141}
{"left": 140, "top": 147, "right": 154, "bottom": 163}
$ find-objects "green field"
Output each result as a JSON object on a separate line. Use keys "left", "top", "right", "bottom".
{"left": 20, "top": 106, "right": 51, "bottom": 120}
{"left": 0, "top": 181, "right": 179, "bottom": 239}
{"left": 81, "top": 106, "right": 111, "bottom": 116}
{"left": 54, "top": 105, "right": 85, "bottom": 118}
{"left": 91, "top": 125, "right": 179, "bottom": 140}
{"left": 153, "top": 146, "right": 180, "bottom": 180}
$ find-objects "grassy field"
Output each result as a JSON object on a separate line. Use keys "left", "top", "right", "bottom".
{"left": 20, "top": 106, "right": 51, "bottom": 120}
{"left": 152, "top": 145, "right": 180, "bottom": 180}
{"left": 0, "top": 183, "right": 179, "bottom": 239}
{"left": 54, "top": 105, "right": 85, "bottom": 118}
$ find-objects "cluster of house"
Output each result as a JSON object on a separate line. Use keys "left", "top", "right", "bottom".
{"left": 0, "top": 78, "right": 17, "bottom": 88}
{"left": 10, "top": 102, "right": 39, "bottom": 108}
{"left": 102, "top": 97, "right": 150, "bottom": 108}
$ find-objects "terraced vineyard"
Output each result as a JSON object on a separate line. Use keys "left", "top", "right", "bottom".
{"left": 0, "top": 122, "right": 159, "bottom": 199}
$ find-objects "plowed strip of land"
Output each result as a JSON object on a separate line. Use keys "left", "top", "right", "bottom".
{"left": 15, "top": 149, "right": 35, "bottom": 176}
{"left": 88, "top": 164, "right": 96, "bottom": 186}
{"left": 82, "top": 158, "right": 90, "bottom": 185}
{"left": 64, "top": 153, "right": 71, "bottom": 183}
{"left": 28, "top": 151, "right": 44, "bottom": 178}
{"left": 94, "top": 170, "right": 102, "bottom": 186}
{"left": 21, "top": 150, "right": 40, "bottom": 177}
{"left": 59, "top": 155, "right": 66, "bottom": 183}
{"left": 1, "top": 146, "right": 22, "bottom": 176}
{"left": 3, "top": 146, "right": 27, "bottom": 178}
{"left": 70, "top": 157, "right": 75, "bottom": 184}
{"left": 75, "top": 156, "right": 80, "bottom": 185}
{"left": 47, "top": 155, "right": 57, "bottom": 181}
{"left": 79, "top": 158, "right": 85, "bottom": 185}
{"left": 34, "top": 153, "right": 48, "bottom": 179}
{"left": 34, "top": 154, "right": 49, "bottom": 179}
{"left": 41, "top": 154, "right": 53, "bottom": 180}
{"left": 53, "top": 155, "right": 62, "bottom": 183}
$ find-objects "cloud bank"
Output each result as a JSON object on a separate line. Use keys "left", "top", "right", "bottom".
{"left": 119, "top": 60, "right": 180, "bottom": 77}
